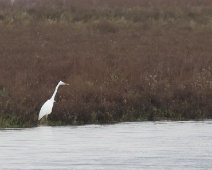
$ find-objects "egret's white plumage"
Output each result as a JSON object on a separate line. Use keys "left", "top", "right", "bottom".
{"left": 38, "top": 81, "right": 69, "bottom": 121}
{"left": 38, "top": 100, "right": 53, "bottom": 120}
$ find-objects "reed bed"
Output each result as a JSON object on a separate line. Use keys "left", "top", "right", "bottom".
{"left": 0, "top": 0, "right": 212, "bottom": 127}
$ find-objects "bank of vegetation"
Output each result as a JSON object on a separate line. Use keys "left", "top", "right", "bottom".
{"left": 0, "top": 0, "right": 212, "bottom": 127}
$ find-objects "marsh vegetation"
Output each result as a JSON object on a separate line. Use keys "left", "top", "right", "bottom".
{"left": 0, "top": 0, "right": 212, "bottom": 127}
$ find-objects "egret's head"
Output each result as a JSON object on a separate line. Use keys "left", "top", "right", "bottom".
{"left": 59, "top": 81, "right": 69, "bottom": 86}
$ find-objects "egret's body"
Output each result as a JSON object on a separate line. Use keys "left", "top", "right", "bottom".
{"left": 38, "top": 100, "right": 53, "bottom": 120}
{"left": 38, "top": 81, "right": 69, "bottom": 121}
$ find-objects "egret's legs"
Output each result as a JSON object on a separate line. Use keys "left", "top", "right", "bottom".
{"left": 46, "top": 114, "right": 48, "bottom": 122}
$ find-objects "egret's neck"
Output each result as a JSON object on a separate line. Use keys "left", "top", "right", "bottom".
{"left": 50, "top": 83, "right": 61, "bottom": 102}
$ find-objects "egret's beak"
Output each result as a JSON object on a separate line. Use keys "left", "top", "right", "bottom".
{"left": 65, "top": 83, "right": 69, "bottom": 85}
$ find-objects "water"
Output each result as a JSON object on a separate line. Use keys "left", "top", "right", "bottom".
{"left": 0, "top": 121, "right": 212, "bottom": 170}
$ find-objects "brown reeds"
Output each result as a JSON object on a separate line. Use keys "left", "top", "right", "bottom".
{"left": 0, "top": 0, "right": 212, "bottom": 127}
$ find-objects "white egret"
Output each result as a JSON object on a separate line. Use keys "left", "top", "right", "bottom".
{"left": 38, "top": 81, "right": 69, "bottom": 121}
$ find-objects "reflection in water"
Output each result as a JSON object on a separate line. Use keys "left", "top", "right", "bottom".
{"left": 0, "top": 121, "right": 212, "bottom": 170}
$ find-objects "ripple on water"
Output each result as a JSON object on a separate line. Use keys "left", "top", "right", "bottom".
{"left": 0, "top": 121, "right": 212, "bottom": 170}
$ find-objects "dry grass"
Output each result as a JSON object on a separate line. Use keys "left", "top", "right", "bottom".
{"left": 0, "top": 0, "right": 212, "bottom": 127}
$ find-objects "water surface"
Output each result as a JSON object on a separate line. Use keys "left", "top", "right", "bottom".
{"left": 0, "top": 121, "right": 212, "bottom": 170}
